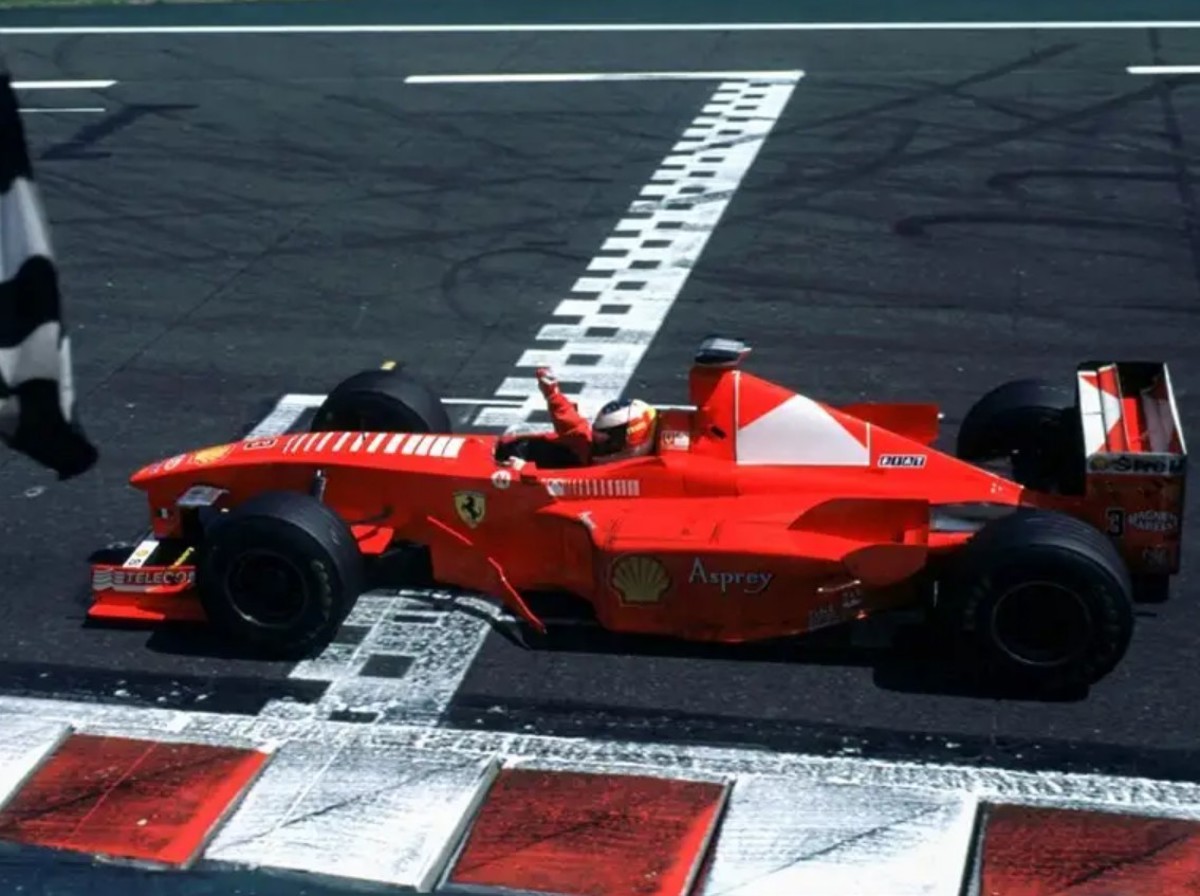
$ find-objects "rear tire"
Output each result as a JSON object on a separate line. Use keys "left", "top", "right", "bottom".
{"left": 196, "top": 491, "right": 364, "bottom": 659}
{"left": 956, "top": 378, "right": 1082, "bottom": 493}
{"left": 936, "top": 509, "right": 1134, "bottom": 693}
{"left": 311, "top": 369, "right": 451, "bottom": 434}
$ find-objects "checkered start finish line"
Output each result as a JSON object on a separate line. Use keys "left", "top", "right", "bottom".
{"left": 1, "top": 713, "right": 1199, "bottom": 895}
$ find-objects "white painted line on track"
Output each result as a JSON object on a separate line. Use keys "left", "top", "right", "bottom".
{"left": 20, "top": 107, "right": 105, "bottom": 114}
{"left": 260, "top": 590, "right": 504, "bottom": 725}
{"left": 405, "top": 70, "right": 805, "bottom": 84}
{"left": 476, "top": 72, "right": 802, "bottom": 429}
{"left": 3, "top": 22, "right": 1200, "bottom": 35}
{"left": 443, "top": 396, "right": 522, "bottom": 406}
{"left": 1127, "top": 64, "right": 1200, "bottom": 74}
{"left": 13, "top": 79, "right": 115, "bottom": 89}
{"left": 244, "top": 393, "right": 322, "bottom": 438}
{"left": 273, "top": 391, "right": 695, "bottom": 412}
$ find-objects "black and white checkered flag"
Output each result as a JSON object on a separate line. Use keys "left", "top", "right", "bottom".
{"left": 0, "top": 68, "right": 97, "bottom": 479}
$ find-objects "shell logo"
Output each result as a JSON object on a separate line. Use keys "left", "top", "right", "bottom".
{"left": 610, "top": 554, "right": 670, "bottom": 605}
{"left": 191, "top": 444, "right": 233, "bottom": 465}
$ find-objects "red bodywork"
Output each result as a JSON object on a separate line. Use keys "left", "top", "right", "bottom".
{"left": 90, "top": 356, "right": 1186, "bottom": 642}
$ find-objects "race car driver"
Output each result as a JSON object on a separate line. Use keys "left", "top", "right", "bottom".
{"left": 497, "top": 367, "right": 659, "bottom": 466}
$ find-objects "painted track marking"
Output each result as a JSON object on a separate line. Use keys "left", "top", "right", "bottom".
{"left": 4, "top": 22, "right": 1200, "bottom": 35}
{"left": 1127, "top": 64, "right": 1200, "bottom": 73}
{"left": 475, "top": 73, "right": 803, "bottom": 428}
{"left": 12, "top": 80, "right": 115, "bottom": 89}
{"left": 406, "top": 70, "right": 804, "bottom": 84}
{"left": 20, "top": 107, "right": 105, "bottom": 114}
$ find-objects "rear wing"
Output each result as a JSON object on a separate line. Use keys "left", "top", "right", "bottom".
{"left": 1077, "top": 361, "right": 1186, "bottom": 473}
{"left": 1076, "top": 361, "right": 1186, "bottom": 577}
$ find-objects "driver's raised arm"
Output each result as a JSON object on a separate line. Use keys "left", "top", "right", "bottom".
{"left": 537, "top": 368, "right": 593, "bottom": 462}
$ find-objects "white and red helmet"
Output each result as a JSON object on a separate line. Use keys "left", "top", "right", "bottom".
{"left": 592, "top": 398, "right": 658, "bottom": 461}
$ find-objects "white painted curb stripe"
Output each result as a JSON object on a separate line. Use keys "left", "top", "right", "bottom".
{"left": 405, "top": 69, "right": 805, "bottom": 84}
{"left": 205, "top": 742, "right": 500, "bottom": 892}
{"left": 3, "top": 22, "right": 1200, "bottom": 35}
{"left": 0, "top": 718, "right": 70, "bottom": 812}
{"left": 699, "top": 777, "right": 978, "bottom": 896}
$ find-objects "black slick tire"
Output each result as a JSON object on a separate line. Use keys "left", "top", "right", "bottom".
{"left": 311, "top": 368, "right": 451, "bottom": 434}
{"left": 936, "top": 508, "right": 1134, "bottom": 693}
{"left": 956, "top": 378, "right": 1082, "bottom": 493}
{"left": 196, "top": 491, "right": 364, "bottom": 659}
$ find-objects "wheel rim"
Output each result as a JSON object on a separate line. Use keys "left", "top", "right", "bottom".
{"left": 224, "top": 549, "right": 308, "bottom": 629}
{"left": 989, "top": 580, "right": 1093, "bottom": 667}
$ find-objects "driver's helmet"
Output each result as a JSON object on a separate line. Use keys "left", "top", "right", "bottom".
{"left": 592, "top": 398, "right": 658, "bottom": 461}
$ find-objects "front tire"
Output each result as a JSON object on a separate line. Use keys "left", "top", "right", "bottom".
{"left": 196, "top": 491, "right": 364, "bottom": 659}
{"left": 936, "top": 509, "right": 1134, "bottom": 693}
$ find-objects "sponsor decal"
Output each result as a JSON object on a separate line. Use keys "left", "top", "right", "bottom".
{"left": 163, "top": 454, "right": 185, "bottom": 471}
{"left": 93, "top": 568, "right": 195, "bottom": 591}
{"left": 283, "top": 432, "right": 467, "bottom": 459}
{"left": 688, "top": 557, "right": 773, "bottom": 595}
{"left": 878, "top": 453, "right": 927, "bottom": 468}
{"left": 192, "top": 444, "right": 233, "bottom": 465}
{"left": 610, "top": 554, "right": 670, "bottom": 605}
{"left": 545, "top": 478, "right": 641, "bottom": 498}
{"left": 126, "top": 541, "right": 157, "bottom": 568}
{"left": 453, "top": 491, "right": 487, "bottom": 528}
{"left": 660, "top": 429, "right": 691, "bottom": 450}
{"left": 243, "top": 437, "right": 278, "bottom": 451}
{"left": 491, "top": 468, "right": 513, "bottom": 490}
{"left": 1088, "top": 453, "right": 1186, "bottom": 477}
{"left": 1128, "top": 510, "right": 1179, "bottom": 533}
{"left": 1105, "top": 507, "right": 1125, "bottom": 537}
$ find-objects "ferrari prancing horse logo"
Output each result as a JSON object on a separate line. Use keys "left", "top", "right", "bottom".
{"left": 454, "top": 491, "right": 487, "bottom": 528}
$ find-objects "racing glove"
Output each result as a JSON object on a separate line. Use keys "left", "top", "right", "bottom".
{"left": 536, "top": 367, "right": 560, "bottom": 398}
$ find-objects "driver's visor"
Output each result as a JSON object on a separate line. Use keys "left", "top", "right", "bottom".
{"left": 592, "top": 425, "right": 627, "bottom": 457}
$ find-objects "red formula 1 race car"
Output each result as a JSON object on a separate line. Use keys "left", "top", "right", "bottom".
{"left": 89, "top": 337, "right": 1187, "bottom": 693}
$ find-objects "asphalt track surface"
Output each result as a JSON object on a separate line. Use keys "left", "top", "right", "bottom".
{"left": 1, "top": 22, "right": 1199, "bottom": 788}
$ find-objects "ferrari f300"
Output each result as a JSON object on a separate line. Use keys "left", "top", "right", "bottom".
{"left": 89, "top": 337, "right": 1187, "bottom": 693}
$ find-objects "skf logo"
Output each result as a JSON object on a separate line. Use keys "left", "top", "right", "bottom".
{"left": 243, "top": 438, "right": 278, "bottom": 451}
{"left": 1088, "top": 453, "right": 1186, "bottom": 477}
{"left": 879, "top": 454, "right": 926, "bottom": 468}
{"left": 610, "top": 555, "right": 670, "bottom": 605}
